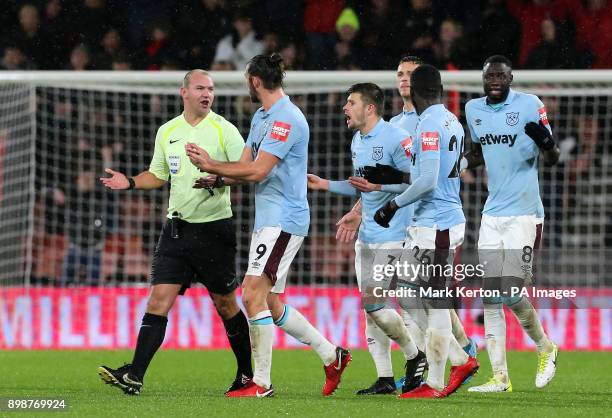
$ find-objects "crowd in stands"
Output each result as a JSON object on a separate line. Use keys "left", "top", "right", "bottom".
{"left": 1, "top": 0, "right": 611, "bottom": 72}
{"left": 2, "top": 0, "right": 608, "bottom": 285}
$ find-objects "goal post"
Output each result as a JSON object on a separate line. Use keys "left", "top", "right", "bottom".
{"left": 0, "top": 70, "right": 610, "bottom": 350}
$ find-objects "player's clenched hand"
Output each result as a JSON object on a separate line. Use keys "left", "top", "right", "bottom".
{"left": 374, "top": 199, "right": 399, "bottom": 228}
{"left": 185, "top": 142, "right": 213, "bottom": 171}
{"left": 525, "top": 121, "right": 555, "bottom": 150}
{"left": 363, "top": 163, "right": 408, "bottom": 184}
{"left": 100, "top": 168, "right": 129, "bottom": 190}
{"left": 307, "top": 173, "right": 329, "bottom": 190}
{"left": 193, "top": 175, "right": 224, "bottom": 189}
{"left": 335, "top": 210, "right": 361, "bottom": 243}
{"left": 348, "top": 176, "right": 381, "bottom": 192}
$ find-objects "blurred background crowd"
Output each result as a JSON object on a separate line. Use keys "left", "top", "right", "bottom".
{"left": 1, "top": 0, "right": 611, "bottom": 73}
{"left": 1, "top": 0, "right": 609, "bottom": 287}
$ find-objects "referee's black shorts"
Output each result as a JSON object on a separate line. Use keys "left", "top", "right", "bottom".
{"left": 150, "top": 217, "right": 237, "bottom": 295}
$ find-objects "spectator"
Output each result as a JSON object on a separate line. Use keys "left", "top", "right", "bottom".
{"left": 93, "top": 28, "right": 125, "bottom": 69}
{"left": 262, "top": 31, "right": 280, "bottom": 55}
{"left": 507, "top": 0, "right": 579, "bottom": 67}
{"left": 333, "top": 7, "right": 361, "bottom": 70}
{"left": 575, "top": 0, "right": 612, "bottom": 68}
{"left": 111, "top": 53, "right": 132, "bottom": 70}
{"left": 175, "top": 0, "right": 229, "bottom": 69}
{"left": 75, "top": 0, "right": 117, "bottom": 48}
{"left": 525, "top": 18, "right": 575, "bottom": 68}
{"left": 432, "top": 18, "right": 474, "bottom": 69}
{"left": 61, "top": 151, "right": 109, "bottom": 285}
{"left": 143, "top": 21, "right": 180, "bottom": 71}
{"left": 211, "top": 11, "right": 264, "bottom": 71}
{"left": 357, "top": 0, "right": 406, "bottom": 69}
{"left": 67, "top": 44, "right": 92, "bottom": 71}
{"left": 41, "top": 0, "right": 74, "bottom": 68}
{"left": 10, "top": 3, "right": 46, "bottom": 68}
{"left": 279, "top": 40, "right": 302, "bottom": 70}
{"left": 303, "top": 0, "right": 344, "bottom": 69}
{"left": 0, "top": 46, "right": 35, "bottom": 70}
{"left": 401, "top": 0, "right": 443, "bottom": 65}
{"left": 470, "top": 0, "right": 521, "bottom": 66}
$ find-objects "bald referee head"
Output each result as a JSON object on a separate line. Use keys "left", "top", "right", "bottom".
{"left": 180, "top": 69, "right": 215, "bottom": 119}
{"left": 410, "top": 64, "right": 443, "bottom": 115}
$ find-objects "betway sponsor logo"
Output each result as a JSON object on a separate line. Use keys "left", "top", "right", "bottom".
{"left": 479, "top": 133, "right": 517, "bottom": 147}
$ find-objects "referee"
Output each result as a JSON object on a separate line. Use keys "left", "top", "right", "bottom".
{"left": 97, "top": 70, "right": 252, "bottom": 395}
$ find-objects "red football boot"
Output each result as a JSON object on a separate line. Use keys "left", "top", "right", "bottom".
{"left": 442, "top": 356, "right": 479, "bottom": 396}
{"left": 322, "top": 347, "right": 352, "bottom": 396}
{"left": 225, "top": 380, "right": 274, "bottom": 398}
{"left": 399, "top": 383, "right": 446, "bottom": 399}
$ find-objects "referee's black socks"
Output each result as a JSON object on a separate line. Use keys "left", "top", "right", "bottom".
{"left": 223, "top": 310, "right": 253, "bottom": 378}
{"left": 130, "top": 313, "right": 168, "bottom": 382}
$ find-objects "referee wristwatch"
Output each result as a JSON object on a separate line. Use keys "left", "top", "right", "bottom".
{"left": 126, "top": 177, "right": 136, "bottom": 190}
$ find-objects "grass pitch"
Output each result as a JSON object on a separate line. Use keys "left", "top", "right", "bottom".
{"left": 0, "top": 350, "right": 609, "bottom": 417}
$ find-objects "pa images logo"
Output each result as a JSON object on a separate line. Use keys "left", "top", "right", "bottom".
{"left": 506, "top": 112, "right": 519, "bottom": 126}
{"left": 372, "top": 146, "right": 383, "bottom": 161}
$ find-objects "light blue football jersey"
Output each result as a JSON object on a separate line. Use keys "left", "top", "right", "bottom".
{"left": 465, "top": 89, "right": 551, "bottom": 217}
{"left": 407, "top": 104, "right": 465, "bottom": 230}
{"left": 352, "top": 118, "right": 413, "bottom": 243}
{"left": 245, "top": 95, "right": 310, "bottom": 236}
{"left": 389, "top": 108, "right": 419, "bottom": 228}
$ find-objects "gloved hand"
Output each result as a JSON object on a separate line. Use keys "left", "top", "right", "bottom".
{"left": 374, "top": 199, "right": 399, "bottom": 228}
{"left": 363, "top": 163, "right": 409, "bottom": 184}
{"left": 525, "top": 121, "right": 555, "bottom": 150}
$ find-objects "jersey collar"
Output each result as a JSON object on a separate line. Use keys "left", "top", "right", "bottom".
{"left": 484, "top": 89, "right": 516, "bottom": 111}
{"left": 402, "top": 107, "right": 417, "bottom": 116}
{"left": 181, "top": 110, "right": 216, "bottom": 128}
{"left": 261, "top": 95, "right": 290, "bottom": 119}
{"left": 360, "top": 118, "right": 385, "bottom": 140}
{"left": 419, "top": 103, "right": 444, "bottom": 119}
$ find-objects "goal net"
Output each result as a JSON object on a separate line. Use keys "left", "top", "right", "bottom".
{"left": 0, "top": 70, "right": 610, "bottom": 350}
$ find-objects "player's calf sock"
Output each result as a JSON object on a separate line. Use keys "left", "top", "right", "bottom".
{"left": 401, "top": 308, "right": 426, "bottom": 352}
{"left": 223, "top": 310, "right": 253, "bottom": 378}
{"left": 448, "top": 335, "right": 470, "bottom": 366}
{"left": 425, "top": 327, "right": 451, "bottom": 391}
{"left": 249, "top": 310, "right": 274, "bottom": 389}
{"left": 130, "top": 313, "right": 168, "bottom": 381}
{"left": 274, "top": 305, "right": 336, "bottom": 366}
{"left": 508, "top": 297, "right": 554, "bottom": 353}
{"left": 484, "top": 303, "right": 509, "bottom": 383}
{"left": 450, "top": 309, "right": 470, "bottom": 347}
{"left": 365, "top": 312, "right": 393, "bottom": 377}
{"left": 368, "top": 309, "right": 418, "bottom": 360}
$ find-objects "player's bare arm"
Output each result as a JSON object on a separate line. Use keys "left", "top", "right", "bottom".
{"left": 186, "top": 143, "right": 277, "bottom": 182}
{"left": 306, "top": 173, "right": 330, "bottom": 190}
{"left": 193, "top": 147, "right": 254, "bottom": 188}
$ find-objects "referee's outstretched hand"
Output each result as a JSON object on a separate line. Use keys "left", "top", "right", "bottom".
{"left": 100, "top": 168, "right": 129, "bottom": 190}
{"left": 194, "top": 175, "right": 223, "bottom": 189}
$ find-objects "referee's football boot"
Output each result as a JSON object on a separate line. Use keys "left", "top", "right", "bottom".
{"left": 225, "top": 373, "right": 252, "bottom": 394}
{"left": 322, "top": 347, "right": 352, "bottom": 396}
{"left": 401, "top": 350, "right": 428, "bottom": 393}
{"left": 356, "top": 377, "right": 396, "bottom": 395}
{"left": 98, "top": 364, "right": 143, "bottom": 395}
